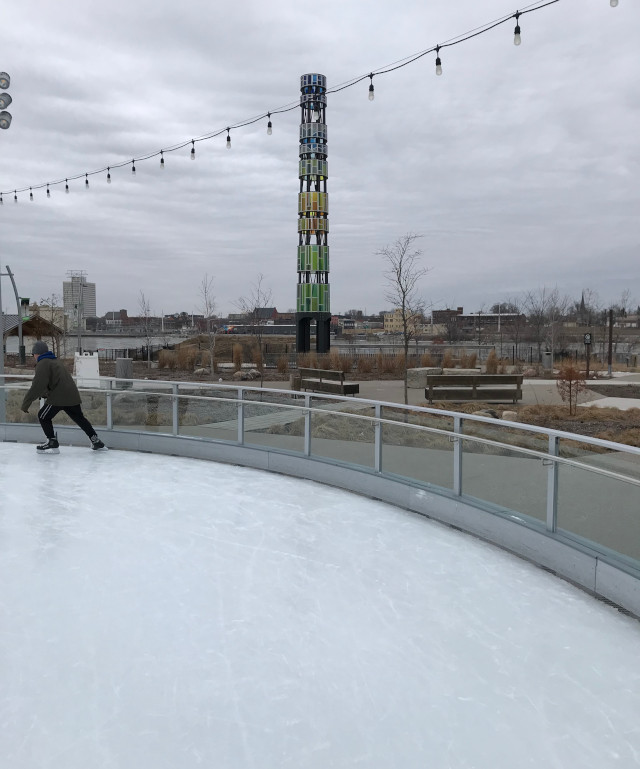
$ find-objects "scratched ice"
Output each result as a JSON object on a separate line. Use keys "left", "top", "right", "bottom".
{"left": 0, "top": 442, "right": 639, "bottom": 768}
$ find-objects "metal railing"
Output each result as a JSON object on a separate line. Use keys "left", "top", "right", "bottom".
{"left": 2, "top": 374, "right": 639, "bottom": 604}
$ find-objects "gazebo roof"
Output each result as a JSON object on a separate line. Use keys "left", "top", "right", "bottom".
{"left": 1, "top": 314, "right": 64, "bottom": 337}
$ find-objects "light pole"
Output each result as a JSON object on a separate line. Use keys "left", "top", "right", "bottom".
{"left": 0, "top": 72, "right": 13, "bottom": 423}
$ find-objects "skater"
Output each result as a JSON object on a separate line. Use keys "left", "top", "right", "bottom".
{"left": 21, "top": 341, "right": 107, "bottom": 454}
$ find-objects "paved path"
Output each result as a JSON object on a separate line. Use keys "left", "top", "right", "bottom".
{"left": 262, "top": 372, "right": 640, "bottom": 410}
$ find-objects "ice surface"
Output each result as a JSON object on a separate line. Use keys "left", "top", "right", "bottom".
{"left": 1, "top": 442, "right": 639, "bottom": 768}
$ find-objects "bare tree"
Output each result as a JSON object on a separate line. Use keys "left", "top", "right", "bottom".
{"left": 380, "top": 234, "right": 428, "bottom": 404}
{"left": 39, "top": 294, "right": 63, "bottom": 356}
{"left": 199, "top": 274, "right": 217, "bottom": 378}
{"left": 523, "top": 287, "right": 565, "bottom": 364}
{"left": 138, "top": 291, "right": 153, "bottom": 369}
{"left": 235, "top": 274, "right": 273, "bottom": 387}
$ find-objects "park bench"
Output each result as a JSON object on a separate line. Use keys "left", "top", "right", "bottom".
{"left": 425, "top": 374, "right": 523, "bottom": 404}
{"left": 298, "top": 368, "right": 360, "bottom": 396}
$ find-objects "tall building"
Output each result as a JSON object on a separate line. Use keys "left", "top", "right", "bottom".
{"left": 296, "top": 73, "right": 331, "bottom": 354}
{"left": 63, "top": 271, "right": 97, "bottom": 324}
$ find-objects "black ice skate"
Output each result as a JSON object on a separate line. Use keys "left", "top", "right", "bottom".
{"left": 36, "top": 437, "right": 60, "bottom": 454}
{"left": 90, "top": 435, "right": 108, "bottom": 451}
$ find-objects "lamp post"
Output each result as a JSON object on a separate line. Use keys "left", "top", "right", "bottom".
{"left": 0, "top": 72, "right": 13, "bottom": 423}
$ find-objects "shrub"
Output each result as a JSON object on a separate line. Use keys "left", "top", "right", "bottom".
{"left": 556, "top": 362, "right": 586, "bottom": 415}
{"left": 276, "top": 355, "right": 288, "bottom": 374}
{"left": 158, "top": 350, "right": 177, "bottom": 369}
{"left": 251, "top": 345, "right": 263, "bottom": 369}
{"left": 357, "top": 355, "right": 374, "bottom": 374}
{"left": 441, "top": 349, "right": 455, "bottom": 368}
{"left": 420, "top": 352, "right": 435, "bottom": 367}
{"left": 297, "top": 352, "right": 318, "bottom": 369}
{"left": 233, "top": 343, "right": 243, "bottom": 371}
{"left": 176, "top": 346, "right": 197, "bottom": 370}
{"left": 485, "top": 349, "right": 498, "bottom": 374}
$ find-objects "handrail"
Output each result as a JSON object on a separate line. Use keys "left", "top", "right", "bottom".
{"left": 5, "top": 372, "right": 640, "bottom": 456}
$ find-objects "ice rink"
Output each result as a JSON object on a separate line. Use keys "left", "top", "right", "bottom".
{"left": 1, "top": 441, "right": 639, "bottom": 768}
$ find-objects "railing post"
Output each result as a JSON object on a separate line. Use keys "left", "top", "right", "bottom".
{"left": 304, "top": 394, "right": 311, "bottom": 457}
{"left": 172, "top": 384, "right": 179, "bottom": 436}
{"left": 546, "top": 435, "right": 559, "bottom": 532}
{"left": 453, "top": 416, "right": 463, "bottom": 496}
{"left": 106, "top": 379, "right": 113, "bottom": 430}
{"left": 237, "top": 388, "right": 244, "bottom": 445}
{"left": 374, "top": 404, "right": 382, "bottom": 473}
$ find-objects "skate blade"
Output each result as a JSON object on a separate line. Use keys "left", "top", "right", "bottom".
{"left": 36, "top": 448, "right": 60, "bottom": 455}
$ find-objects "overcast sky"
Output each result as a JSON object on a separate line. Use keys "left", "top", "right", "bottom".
{"left": 1, "top": 0, "right": 637, "bottom": 318}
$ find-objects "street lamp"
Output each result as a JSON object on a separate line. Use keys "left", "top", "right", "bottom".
{"left": 0, "top": 72, "right": 12, "bottom": 129}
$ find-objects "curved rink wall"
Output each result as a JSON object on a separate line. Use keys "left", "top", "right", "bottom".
{"left": 1, "top": 376, "right": 639, "bottom": 617}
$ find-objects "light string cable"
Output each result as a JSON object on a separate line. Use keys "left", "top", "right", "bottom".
{"left": 327, "top": 0, "right": 559, "bottom": 95}
{"left": 2, "top": 0, "right": 560, "bottom": 200}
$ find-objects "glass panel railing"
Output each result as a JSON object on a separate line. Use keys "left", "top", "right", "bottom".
{"left": 460, "top": 438, "right": 548, "bottom": 522}
{"left": 460, "top": 418, "right": 549, "bottom": 521}
{"left": 381, "top": 406, "right": 455, "bottom": 489}
{"left": 111, "top": 389, "right": 173, "bottom": 433}
{"left": 310, "top": 396, "right": 376, "bottom": 468}
{"left": 242, "top": 391, "right": 306, "bottom": 453}
{"left": 175, "top": 392, "right": 239, "bottom": 441}
{"left": 556, "top": 438, "right": 640, "bottom": 562}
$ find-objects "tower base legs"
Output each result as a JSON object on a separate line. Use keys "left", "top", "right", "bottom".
{"left": 296, "top": 312, "right": 331, "bottom": 354}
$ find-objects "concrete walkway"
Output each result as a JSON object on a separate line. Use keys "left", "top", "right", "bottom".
{"left": 262, "top": 372, "right": 640, "bottom": 410}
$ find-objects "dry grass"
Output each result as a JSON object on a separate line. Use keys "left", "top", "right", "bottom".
{"left": 158, "top": 350, "right": 177, "bottom": 370}
{"left": 176, "top": 346, "right": 197, "bottom": 370}
{"left": 276, "top": 356, "right": 288, "bottom": 374}
{"left": 357, "top": 356, "right": 374, "bottom": 374}
{"left": 441, "top": 349, "right": 455, "bottom": 368}
{"left": 233, "top": 343, "right": 243, "bottom": 371}
{"left": 420, "top": 352, "right": 435, "bottom": 367}
{"left": 251, "top": 345, "right": 263, "bottom": 369}
{"left": 485, "top": 350, "right": 498, "bottom": 374}
{"left": 298, "top": 352, "right": 318, "bottom": 369}
{"left": 460, "top": 352, "right": 477, "bottom": 369}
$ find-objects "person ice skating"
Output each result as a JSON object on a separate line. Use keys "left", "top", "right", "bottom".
{"left": 21, "top": 341, "right": 107, "bottom": 454}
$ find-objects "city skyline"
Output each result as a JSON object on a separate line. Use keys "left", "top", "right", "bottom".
{"left": 1, "top": 1, "right": 638, "bottom": 318}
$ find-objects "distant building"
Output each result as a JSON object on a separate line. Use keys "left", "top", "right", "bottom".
{"left": 63, "top": 272, "right": 96, "bottom": 324}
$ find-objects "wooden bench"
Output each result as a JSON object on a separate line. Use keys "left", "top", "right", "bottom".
{"left": 425, "top": 374, "right": 523, "bottom": 404}
{"left": 298, "top": 368, "right": 360, "bottom": 396}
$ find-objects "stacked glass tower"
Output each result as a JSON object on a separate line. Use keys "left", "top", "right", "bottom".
{"left": 296, "top": 73, "right": 331, "bottom": 353}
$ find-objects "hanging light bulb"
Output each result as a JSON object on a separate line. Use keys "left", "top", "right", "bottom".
{"left": 513, "top": 12, "right": 522, "bottom": 45}
{"left": 107, "top": 167, "right": 111, "bottom": 184}
{"left": 267, "top": 114, "right": 272, "bottom": 135}
{"left": 160, "top": 150, "right": 165, "bottom": 168}
{"left": 30, "top": 188, "right": 34, "bottom": 201}
{"left": 368, "top": 74, "right": 375, "bottom": 101}
{"left": 226, "top": 129, "right": 231, "bottom": 149}
{"left": 65, "top": 179, "right": 69, "bottom": 194}
{"left": 435, "top": 46, "right": 443, "bottom": 76}
{"left": 131, "top": 160, "right": 136, "bottom": 174}
{"left": 85, "top": 173, "right": 89, "bottom": 189}
{"left": 610, "top": 0, "right": 618, "bottom": 6}
{"left": 14, "top": 190, "right": 17, "bottom": 202}
{"left": 191, "top": 140, "right": 196, "bottom": 159}
{"left": 47, "top": 185, "right": 50, "bottom": 198}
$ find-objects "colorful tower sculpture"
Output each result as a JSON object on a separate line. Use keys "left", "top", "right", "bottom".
{"left": 296, "top": 73, "right": 331, "bottom": 353}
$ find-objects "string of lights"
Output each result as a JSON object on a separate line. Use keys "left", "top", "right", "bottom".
{"left": 0, "top": 0, "right": 620, "bottom": 203}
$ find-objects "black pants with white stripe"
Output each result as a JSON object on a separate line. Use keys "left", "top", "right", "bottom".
{"left": 37, "top": 403, "right": 97, "bottom": 441}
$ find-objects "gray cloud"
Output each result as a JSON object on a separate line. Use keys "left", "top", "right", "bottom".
{"left": 1, "top": 0, "right": 638, "bottom": 318}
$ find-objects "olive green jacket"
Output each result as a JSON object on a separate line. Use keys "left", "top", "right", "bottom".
{"left": 21, "top": 356, "right": 82, "bottom": 411}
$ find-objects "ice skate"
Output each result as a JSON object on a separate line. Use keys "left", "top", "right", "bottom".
{"left": 36, "top": 438, "right": 60, "bottom": 454}
{"left": 90, "top": 435, "right": 108, "bottom": 451}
